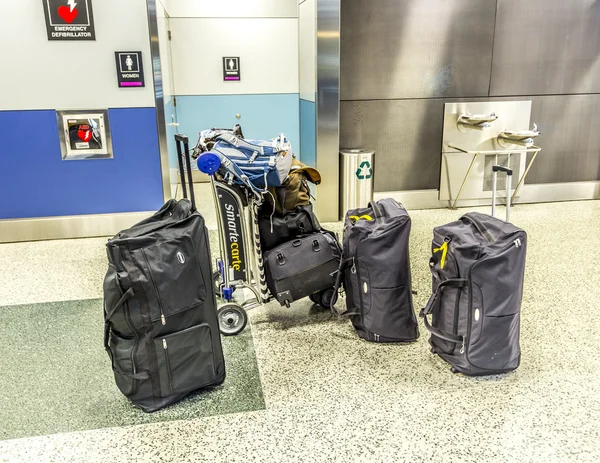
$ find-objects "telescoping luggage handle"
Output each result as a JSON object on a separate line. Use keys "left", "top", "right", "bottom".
{"left": 174, "top": 134, "right": 197, "bottom": 212}
{"left": 492, "top": 165, "right": 513, "bottom": 222}
{"left": 420, "top": 279, "right": 468, "bottom": 346}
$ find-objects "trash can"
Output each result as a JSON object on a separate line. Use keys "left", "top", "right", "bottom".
{"left": 339, "top": 149, "right": 375, "bottom": 219}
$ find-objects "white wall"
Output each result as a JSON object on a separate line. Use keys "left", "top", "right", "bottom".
{"left": 0, "top": 0, "right": 155, "bottom": 110}
{"left": 157, "top": 5, "right": 174, "bottom": 104}
{"left": 166, "top": 0, "right": 297, "bottom": 18}
{"left": 299, "top": 0, "right": 316, "bottom": 101}
{"left": 170, "top": 18, "right": 298, "bottom": 96}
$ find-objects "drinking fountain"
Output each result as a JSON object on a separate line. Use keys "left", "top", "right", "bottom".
{"left": 498, "top": 124, "right": 540, "bottom": 148}
{"left": 457, "top": 113, "right": 498, "bottom": 132}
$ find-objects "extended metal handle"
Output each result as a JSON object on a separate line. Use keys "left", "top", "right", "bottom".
{"left": 492, "top": 165, "right": 513, "bottom": 222}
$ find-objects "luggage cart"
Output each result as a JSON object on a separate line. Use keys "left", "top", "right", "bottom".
{"left": 175, "top": 134, "right": 332, "bottom": 337}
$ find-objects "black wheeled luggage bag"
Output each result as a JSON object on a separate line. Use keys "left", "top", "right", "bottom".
{"left": 263, "top": 231, "right": 341, "bottom": 306}
{"left": 103, "top": 135, "right": 225, "bottom": 412}
{"left": 333, "top": 199, "right": 419, "bottom": 343}
{"left": 421, "top": 166, "right": 526, "bottom": 375}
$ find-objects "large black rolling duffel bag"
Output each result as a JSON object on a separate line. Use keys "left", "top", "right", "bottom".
{"left": 333, "top": 199, "right": 419, "bottom": 343}
{"left": 421, "top": 166, "right": 527, "bottom": 375}
{"left": 103, "top": 135, "right": 225, "bottom": 412}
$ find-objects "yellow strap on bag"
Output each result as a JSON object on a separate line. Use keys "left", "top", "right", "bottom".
{"left": 349, "top": 214, "right": 374, "bottom": 223}
{"left": 433, "top": 241, "right": 448, "bottom": 269}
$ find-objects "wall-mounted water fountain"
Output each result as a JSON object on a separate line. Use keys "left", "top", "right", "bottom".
{"left": 457, "top": 113, "right": 498, "bottom": 132}
{"left": 440, "top": 101, "right": 542, "bottom": 209}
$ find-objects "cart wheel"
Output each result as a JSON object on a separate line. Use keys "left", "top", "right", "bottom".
{"left": 319, "top": 288, "right": 335, "bottom": 308}
{"left": 217, "top": 304, "right": 247, "bottom": 336}
{"left": 213, "top": 271, "right": 235, "bottom": 298}
{"left": 308, "top": 293, "right": 320, "bottom": 304}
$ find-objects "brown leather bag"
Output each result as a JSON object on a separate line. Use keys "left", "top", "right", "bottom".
{"left": 262, "top": 158, "right": 321, "bottom": 214}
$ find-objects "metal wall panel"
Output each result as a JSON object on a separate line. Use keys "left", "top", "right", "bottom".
{"left": 315, "top": 0, "right": 341, "bottom": 221}
{"left": 340, "top": 98, "right": 487, "bottom": 192}
{"left": 340, "top": 0, "right": 497, "bottom": 101}
{"left": 490, "top": 94, "right": 600, "bottom": 183}
{"left": 491, "top": 0, "right": 600, "bottom": 96}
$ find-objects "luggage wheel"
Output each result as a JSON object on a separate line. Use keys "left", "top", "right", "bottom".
{"left": 308, "top": 289, "right": 334, "bottom": 308}
{"left": 217, "top": 304, "right": 248, "bottom": 336}
{"left": 450, "top": 367, "right": 459, "bottom": 374}
{"left": 430, "top": 348, "right": 437, "bottom": 355}
{"left": 213, "top": 271, "right": 236, "bottom": 298}
{"left": 319, "top": 289, "right": 334, "bottom": 308}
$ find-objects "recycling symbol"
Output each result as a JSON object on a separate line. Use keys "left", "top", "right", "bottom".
{"left": 356, "top": 161, "right": 372, "bottom": 180}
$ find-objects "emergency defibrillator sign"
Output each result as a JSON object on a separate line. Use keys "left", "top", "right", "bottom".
{"left": 42, "top": 0, "right": 96, "bottom": 41}
{"left": 114, "top": 52, "right": 145, "bottom": 88}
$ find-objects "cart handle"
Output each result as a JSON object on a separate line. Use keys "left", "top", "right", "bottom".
{"left": 492, "top": 165, "right": 513, "bottom": 175}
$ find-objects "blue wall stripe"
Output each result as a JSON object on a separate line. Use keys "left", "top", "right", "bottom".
{"left": 300, "top": 99, "right": 316, "bottom": 167}
{"left": 0, "top": 108, "right": 164, "bottom": 220}
{"left": 175, "top": 94, "right": 300, "bottom": 161}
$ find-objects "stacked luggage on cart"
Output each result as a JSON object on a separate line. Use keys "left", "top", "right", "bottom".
{"left": 191, "top": 126, "right": 341, "bottom": 334}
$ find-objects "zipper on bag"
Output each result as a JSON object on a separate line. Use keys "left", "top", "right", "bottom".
{"left": 162, "top": 338, "right": 174, "bottom": 396}
{"left": 142, "top": 249, "right": 168, "bottom": 325}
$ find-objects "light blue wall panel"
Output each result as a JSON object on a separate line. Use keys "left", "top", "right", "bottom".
{"left": 0, "top": 108, "right": 164, "bottom": 219}
{"left": 300, "top": 99, "right": 316, "bottom": 166}
{"left": 176, "top": 94, "right": 300, "bottom": 158}
{"left": 164, "top": 98, "right": 179, "bottom": 171}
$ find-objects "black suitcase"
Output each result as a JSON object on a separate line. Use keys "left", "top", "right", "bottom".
{"left": 103, "top": 134, "right": 225, "bottom": 412}
{"left": 263, "top": 231, "right": 341, "bottom": 307}
{"left": 420, "top": 166, "right": 526, "bottom": 375}
{"left": 258, "top": 204, "right": 320, "bottom": 251}
{"left": 332, "top": 199, "right": 419, "bottom": 343}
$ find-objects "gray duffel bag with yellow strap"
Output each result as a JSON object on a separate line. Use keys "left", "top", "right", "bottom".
{"left": 421, "top": 212, "right": 526, "bottom": 376}
{"left": 332, "top": 198, "right": 419, "bottom": 343}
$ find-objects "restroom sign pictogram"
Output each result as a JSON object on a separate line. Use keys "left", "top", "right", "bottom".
{"left": 223, "top": 57, "right": 241, "bottom": 81}
{"left": 42, "top": 0, "right": 96, "bottom": 41}
{"left": 356, "top": 161, "right": 372, "bottom": 180}
{"left": 115, "top": 51, "right": 145, "bottom": 88}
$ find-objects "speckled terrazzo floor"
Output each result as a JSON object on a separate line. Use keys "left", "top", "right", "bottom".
{"left": 0, "top": 299, "right": 264, "bottom": 441}
{"left": 1, "top": 200, "right": 599, "bottom": 462}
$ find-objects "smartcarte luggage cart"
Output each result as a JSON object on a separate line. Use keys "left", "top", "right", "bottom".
{"left": 175, "top": 134, "right": 334, "bottom": 337}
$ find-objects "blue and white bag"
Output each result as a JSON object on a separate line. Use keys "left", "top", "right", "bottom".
{"left": 210, "top": 133, "right": 293, "bottom": 191}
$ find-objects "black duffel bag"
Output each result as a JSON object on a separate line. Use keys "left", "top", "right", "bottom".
{"left": 104, "top": 198, "right": 226, "bottom": 412}
{"left": 264, "top": 231, "right": 341, "bottom": 307}
{"left": 258, "top": 204, "right": 320, "bottom": 252}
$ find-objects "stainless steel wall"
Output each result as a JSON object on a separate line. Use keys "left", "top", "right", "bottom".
{"left": 340, "top": 0, "right": 600, "bottom": 192}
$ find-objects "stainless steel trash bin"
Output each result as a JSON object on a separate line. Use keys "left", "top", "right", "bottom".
{"left": 339, "top": 149, "right": 375, "bottom": 219}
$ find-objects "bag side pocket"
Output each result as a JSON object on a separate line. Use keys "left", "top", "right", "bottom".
{"left": 153, "top": 323, "right": 216, "bottom": 398}
{"left": 107, "top": 330, "right": 138, "bottom": 396}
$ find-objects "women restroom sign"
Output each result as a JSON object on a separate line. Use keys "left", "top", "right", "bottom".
{"left": 223, "top": 57, "right": 241, "bottom": 81}
{"left": 42, "top": 0, "right": 96, "bottom": 40}
{"left": 114, "top": 52, "right": 145, "bottom": 88}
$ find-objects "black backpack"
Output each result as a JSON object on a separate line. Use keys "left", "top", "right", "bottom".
{"left": 257, "top": 204, "right": 320, "bottom": 252}
{"left": 333, "top": 199, "right": 419, "bottom": 342}
{"left": 104, "top": 199, "right": 225, "bottom": 412}
{"left": 420, "top": 212, "right": 526, "bottom": 375}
